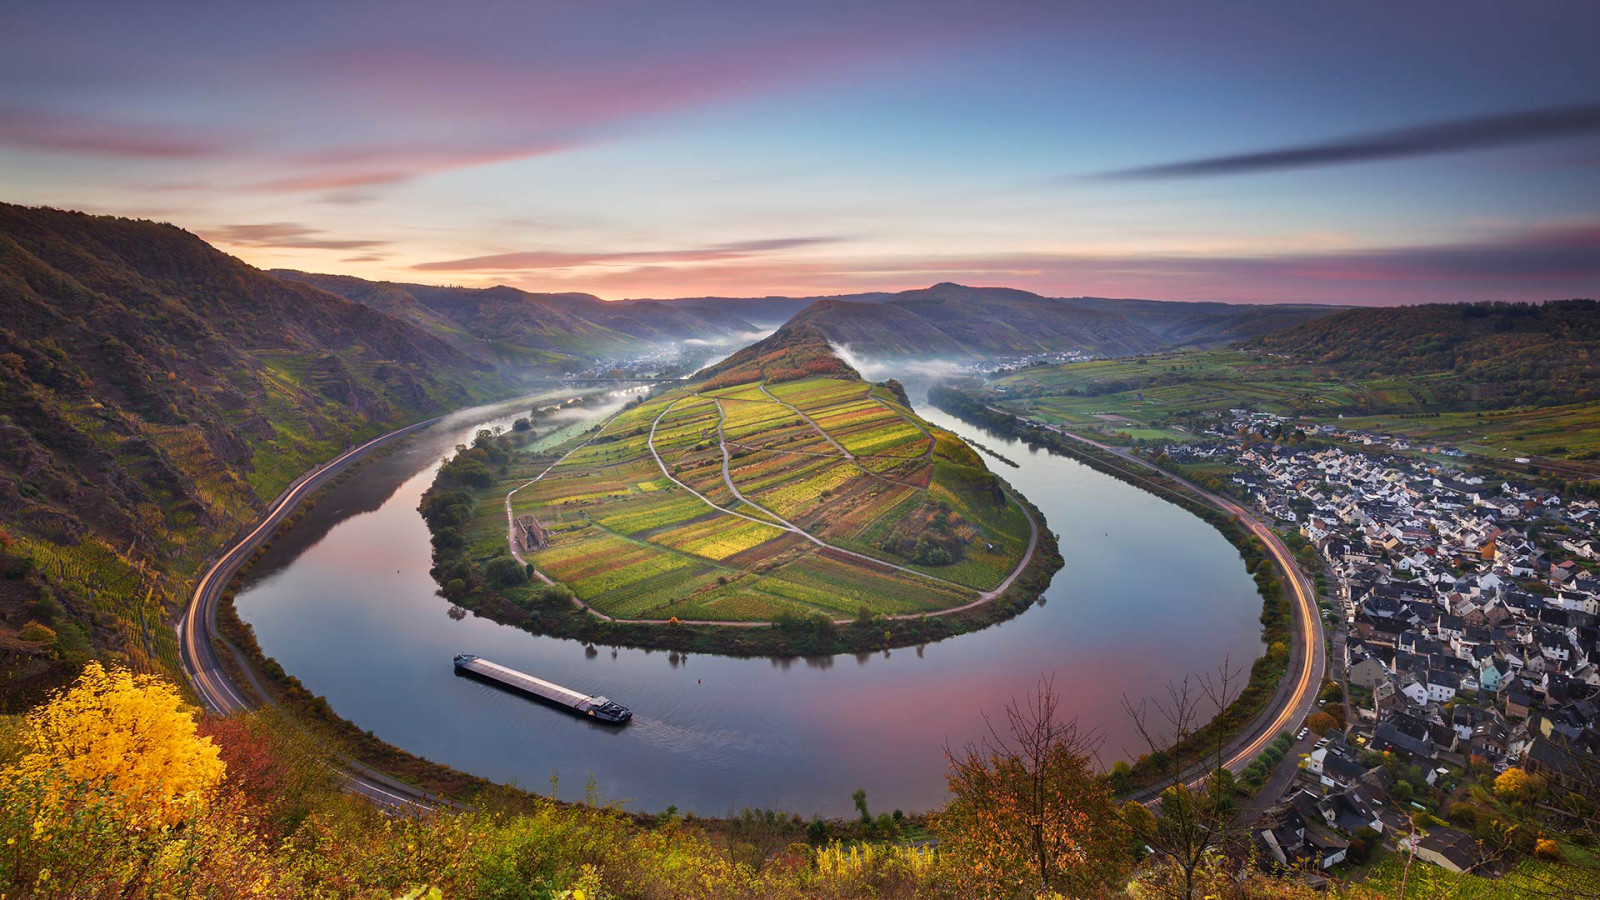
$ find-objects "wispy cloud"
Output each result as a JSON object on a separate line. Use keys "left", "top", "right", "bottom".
{"left": 0, "top": 7, "right": 987, "bottom": 197}
{"left": 0, "top": 108, "right": 237, "bottom": 159}
{"left": 411, "top": 236, "right": 844, "bottom": 272}
{"left": 1097, "top": 103, "right": 1600, "bottom": 179}
{"left": 209, "top": 222, "right": 387, "bottom": 251}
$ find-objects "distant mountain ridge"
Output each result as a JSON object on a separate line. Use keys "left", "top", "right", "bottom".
{"left": 275, "top": 271, "right": 763, "bottom": 368}
{"left": 639, "top": 284, "right": 1346, "bottom": 345}
{"left": 281, "top": 274, "right": 1344, "bottom": 364}
{"left": 755, "top": 282, "right": 1345, "bottom": 360}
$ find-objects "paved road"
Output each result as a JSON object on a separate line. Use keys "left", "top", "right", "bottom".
{"left": 1017, "top": 418, "right": 1326, "bottom": 785}
{"left": 179, "top": 418, "right": 451, "bottom": 811}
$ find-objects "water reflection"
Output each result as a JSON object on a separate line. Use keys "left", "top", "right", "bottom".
{"left": 235, "top": 382, "right": 1263, "bottom": 816}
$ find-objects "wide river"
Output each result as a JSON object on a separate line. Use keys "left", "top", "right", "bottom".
{"left": 235, "top": 382, "right": 1263, "bottom": 817}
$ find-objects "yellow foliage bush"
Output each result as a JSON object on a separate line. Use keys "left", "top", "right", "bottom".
{"left": 1494, "top": 766, "right": 1545, "bottom": 803}
{"left": 3, "top": 661, "right": 224, "bottom": 827}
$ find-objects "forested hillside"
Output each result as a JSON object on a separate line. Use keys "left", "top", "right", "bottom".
{"left": 0, "top": 205, "right": 504, "bottom": 703}
{"left": 1252, "top": 299, "right": 1600, "bottom": 407}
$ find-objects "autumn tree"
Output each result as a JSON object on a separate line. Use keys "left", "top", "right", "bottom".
{"left": 0, "top": 663, "right": 235, "bottom": 896}
{"left": 3, "top": 661, "right": 224, "bottom": 826}
{"left": 1495, "top": 767, "right": 1546, "bottom": 804}
{"left": 1121, "top": 659, "right": 1244, "bottom": 900}
{"left": 937, "top": 676, "right": 1130, "bottom": 898}
{"left": 198, "top": 709, "right": 339, "bottom": 838}
{"left": 1305, "top": 711, "right": 1338, "bottom": 736}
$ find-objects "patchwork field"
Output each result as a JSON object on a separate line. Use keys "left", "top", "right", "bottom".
{"left": 988, "top": 349, "right": 1600, "bottom": 475}
{"left": 504, "top": 374, "right": 1032, "bottom": 622}
{"left": 989, "top": 350, "right": 1448, "bottom": 441}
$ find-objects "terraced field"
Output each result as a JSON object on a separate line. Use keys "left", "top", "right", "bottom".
{"left": 505, "top": 374, "right": 1033, "bottom": 622}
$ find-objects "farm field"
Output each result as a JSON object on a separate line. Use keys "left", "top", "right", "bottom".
{"left": 985, "top": 349, "right": 1600, "bottom": 474}
{"left": 501, "top": 372, "right": 1032, "bottom": 622}
{"left": 1312, "top": 403, "right": 1600, "bottom": 469}
{"left": 989, "top": 350, "right": 1447, "bottom": 441}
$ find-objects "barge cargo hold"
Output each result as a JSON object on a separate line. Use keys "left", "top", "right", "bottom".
{"left": 452, "top": 654, "right": 632, "bottom": 724}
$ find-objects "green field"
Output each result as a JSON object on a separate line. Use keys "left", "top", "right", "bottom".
{"left": 992, "top": 350, "right": 1440, "bottom": 433}
{"left": 989, "top": 349, "right": 1600, "bottom": 474}
{"left": 1327, "top": 404, "right": 1600, "bottom": 469}
{"left": 501, "top": 376, "right": 1029, "bottom": 622}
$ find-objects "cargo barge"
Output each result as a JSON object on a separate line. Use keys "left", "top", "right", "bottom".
{"left": 452, "top": 654, "right": 632, "bottom": 724}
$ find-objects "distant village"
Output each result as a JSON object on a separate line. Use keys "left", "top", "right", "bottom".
{"left": 1153, "top": 409, "right": 1600, "bottom": 880}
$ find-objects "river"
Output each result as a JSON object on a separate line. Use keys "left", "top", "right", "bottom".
{"left": 233, "top": 383, "right": 1264, "bottom": 817}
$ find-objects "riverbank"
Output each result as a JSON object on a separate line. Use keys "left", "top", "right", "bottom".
{"left": 196, "top": 439, "right": 507, "bottom": 803}
{"left": 179, "top": 391, "right": 629, "bottom": 806}
{"left": 227, "top": 381, "right": 1269, "bottom": 815}
{"left": 927, "top": 384, "right": 1305, "bottom": 796}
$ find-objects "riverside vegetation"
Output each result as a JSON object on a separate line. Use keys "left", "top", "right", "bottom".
{"left": 12, "top": 657, "right": 1600, "bottom": 898}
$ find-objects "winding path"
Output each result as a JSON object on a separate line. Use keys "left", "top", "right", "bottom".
{"left": 757, "top": 382, "right": 856, "bottom": 459}
{"left": 505, "top": 386, "right": 1041, "bottom": 627}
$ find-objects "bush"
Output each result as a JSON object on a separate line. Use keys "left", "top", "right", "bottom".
{"left": 1445, "top": 803, "right": 1478, "bottom": 828}
{"left": 484, "top": 556, "right": 529, "bottom": 588}
{"left": 1347, "top": 827, "right": 1380, "bottom": 864}
{"left": 18, "top": 621, "right": 56, "bottom": 643}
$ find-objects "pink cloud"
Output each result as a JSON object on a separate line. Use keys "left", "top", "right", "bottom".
{"left": 411, "top": 237, "right": 843, "bottom": 272}
{"left": 0, "top": 108, "right": 236, "bottom": 159}
{"left": 0, "top": 8, "right": 989, "bottom": 195}
{"left": 208, "top": 222, "right": 387, "bottom": 250}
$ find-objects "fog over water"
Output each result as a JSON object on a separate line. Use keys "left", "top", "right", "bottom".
{"left": 233, "top": 359, "right": 1264, "bottom": 816}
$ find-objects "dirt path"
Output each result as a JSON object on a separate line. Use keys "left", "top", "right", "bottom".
{"left": 757, "top": 382, "right": 855, "bottom": 458}
{"left": 504, "top": 409, "right": 637, "bottom": 621}
{"left": 503, "top": 388, "right": 1042, "bottom": 627}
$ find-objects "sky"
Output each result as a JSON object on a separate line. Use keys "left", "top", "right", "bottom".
{"left": 1, "top": 0, "right": 1597, "bottom": 305}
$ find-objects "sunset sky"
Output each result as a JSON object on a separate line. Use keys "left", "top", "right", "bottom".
{"left": 2, "top": 0, "right": 1597, "bottom": 304}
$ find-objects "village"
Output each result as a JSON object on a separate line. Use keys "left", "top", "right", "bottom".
{"left": 1151, "top": 409, "right": 1600, "bottom": 882}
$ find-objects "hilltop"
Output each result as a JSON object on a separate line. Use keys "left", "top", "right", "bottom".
{"left": 696, "top": 321, "right": 859, "bottom": 387}
{"left": 0, "top": 204, "right": 503, "bottom": 703}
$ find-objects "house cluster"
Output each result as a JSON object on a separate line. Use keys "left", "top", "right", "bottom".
{"left": 1200, "top": 408, "right": 1466, "bottom": 457}
{"left": 1157, "top": 422, "right": 1600, "bottom": 876}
